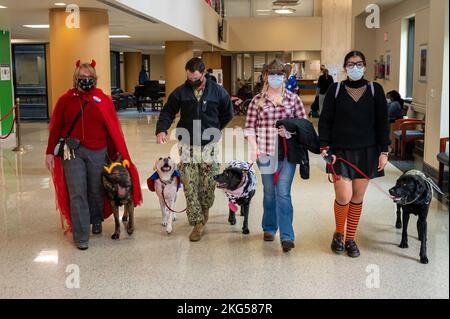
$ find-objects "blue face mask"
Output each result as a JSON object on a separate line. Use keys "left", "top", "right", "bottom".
{"left": 268, "top": 75, "right": 285, "bottom": 89}
{"left": 346, "top": 66, "right": 365, "bottom": 81}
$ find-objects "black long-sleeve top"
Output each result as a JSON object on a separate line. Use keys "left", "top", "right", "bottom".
{"left": 318, "top": 74, "right": 334, "bottom": 95}
{"left": 155, "top": 79, "right": 234, "bottom": 146}
{"left": 318, "top": 79, "right": 390, "bottom": 152}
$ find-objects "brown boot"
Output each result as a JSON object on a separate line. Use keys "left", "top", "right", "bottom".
{"left": 263, "top": 232, "right": 275, "bottom": 242}
{"left": 189, "top": 223, "right": 204, "bottom": 242}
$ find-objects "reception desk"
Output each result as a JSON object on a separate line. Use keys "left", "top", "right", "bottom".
{"left": 297, "top": 79, "right": 318, "bottom": 95}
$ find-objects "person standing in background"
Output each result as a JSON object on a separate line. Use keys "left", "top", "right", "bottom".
{"left": 317, "top": 69, "right": 334, "bottom": 114}
{"left": 139, "top": 65, "right": 148, "bottom": 85}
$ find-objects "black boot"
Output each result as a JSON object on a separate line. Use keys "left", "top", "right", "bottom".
{"left": 281, "top": 241, "right": 295, "bottom": 253}
{"left": 331, "top": 232, "right": 345, "bottom": 254}
{"left": 92, "top": 223, "right": 102, "bottom": 235}
{"left": 345, "top": 240, "right": 360, "bottom": 258}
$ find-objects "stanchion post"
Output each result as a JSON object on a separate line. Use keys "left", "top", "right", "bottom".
{"left": 12, "top": 98, "right": 24, "bottom": 152}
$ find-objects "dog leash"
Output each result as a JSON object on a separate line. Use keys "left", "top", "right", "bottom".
{"left": 161, "top": 182, "right": 187, "bottom": 214}
{"left": 325, "top": 156, "right": 394, "bottom": 199}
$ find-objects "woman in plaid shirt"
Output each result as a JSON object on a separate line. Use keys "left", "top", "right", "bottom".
{"left": 244, "top": 59, "right": 306, "bottom": 253}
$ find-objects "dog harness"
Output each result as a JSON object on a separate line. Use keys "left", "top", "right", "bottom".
{"left": 403, "top": 170, "right": 443, "bottom": 205}
{"left": 224, "top": 161, "right": 257, "bottom": 213}
{"left": 147, "top": 170, "right": 181, "bottom": 192}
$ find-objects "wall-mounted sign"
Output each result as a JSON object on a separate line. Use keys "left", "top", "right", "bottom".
{"left": 0, "top": 64, "right": 10, "bottom": 81}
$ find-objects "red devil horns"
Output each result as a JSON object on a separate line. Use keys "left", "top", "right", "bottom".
{"left": 75, "top": 59, "right": 96, "bottom": 68}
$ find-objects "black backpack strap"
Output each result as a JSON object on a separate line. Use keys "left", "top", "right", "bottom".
{"left": 65, "top": 100, "right": 89, "bottom": 138}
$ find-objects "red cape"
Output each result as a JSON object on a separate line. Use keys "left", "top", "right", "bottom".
{"left": 50, "top": 88, "right": 142, "bottom": 234}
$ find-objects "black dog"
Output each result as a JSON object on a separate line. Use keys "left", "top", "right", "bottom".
{"left": 214, "top": 161, "right": 257, "bottom": 235}
{"left": 389, "top": 170, "right": 433, "bottom": 264}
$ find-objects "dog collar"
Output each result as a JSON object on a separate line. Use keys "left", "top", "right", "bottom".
{"left": 159, "top": 177, "right": 174, "bottom": 186}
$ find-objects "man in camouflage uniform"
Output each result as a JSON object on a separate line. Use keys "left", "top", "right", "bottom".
{"left": 156, "top": 58, "right": 233, "bottom": 241}
{"left": 178, "top": 144, "right": 220, "bottom": 228}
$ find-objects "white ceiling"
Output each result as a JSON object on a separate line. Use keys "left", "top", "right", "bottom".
{"left": 0, "top": 0, "right": 215, "bottom": 54}
{"left": 224, "top": 0, "right": 315, "bottom": 17}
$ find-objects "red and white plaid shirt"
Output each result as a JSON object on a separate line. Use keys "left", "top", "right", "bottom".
{"left": 244, "top": 90, "right": 306, "bottom": 156}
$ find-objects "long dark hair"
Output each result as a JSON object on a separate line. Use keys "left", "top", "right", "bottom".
{"left": 387, "top": 90, "right": 404, "bottom": 108}
{"left": 343, "top": 51, "right": 367, "bottom": 68}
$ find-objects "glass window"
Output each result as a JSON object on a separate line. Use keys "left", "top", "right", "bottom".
{"left": 406, "top": 17, "right": 415, "bottom": 98}
{"left": 253, "top": 53, "right": 265, "bottom": 88}
{"left": 12, "top": 44, "right": 48, "bottom": 120}
{"left": 110, "top": 51, "right": 120, "bottom": 90}
{"left": 243, "top": 53, "right": 252, "bottom": 87}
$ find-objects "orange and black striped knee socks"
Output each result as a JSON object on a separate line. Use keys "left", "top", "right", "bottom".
{"left": 334, "top": 201, "right": 349, "bottom": 235}
{"left": 346, "top": 202, "right": 363, "bottom": 242}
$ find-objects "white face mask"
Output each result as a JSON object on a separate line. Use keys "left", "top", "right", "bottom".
{"left": 387, "top": 98, "right": 392, "bottom": 104}
{"left": 268, "top": 75, "right": 285, "bottom": 89}
{"left": 346, "top": 66, "right": 365, "bottom": 81}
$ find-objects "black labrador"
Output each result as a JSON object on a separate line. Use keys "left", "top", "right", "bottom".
{"left": 214, "top": 166, "right": 256, "bottom": 235}
{"left": 389, "top": 171, "right": 433, "bottom": 264}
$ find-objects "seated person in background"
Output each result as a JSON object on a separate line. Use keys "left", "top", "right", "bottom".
{"left": 386, "top": 90, "right": 405, "bottom": 122}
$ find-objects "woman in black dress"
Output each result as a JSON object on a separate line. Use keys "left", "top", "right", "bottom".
{"left": 319, "top": 51, "right": 390, "bottom": 258}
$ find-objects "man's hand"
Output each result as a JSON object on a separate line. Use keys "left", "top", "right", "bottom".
{"left": 45, "top": 154, "right": 55, "bottom": 171}
{"left": 156, "top": 132, "right": 167, "bottom": 144}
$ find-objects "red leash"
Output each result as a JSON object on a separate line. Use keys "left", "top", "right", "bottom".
{"left": 327, "top": 157, "right": 393, "bottom": 198}
{"left": 161, "top": 184, "right": 187, "bottom": 213}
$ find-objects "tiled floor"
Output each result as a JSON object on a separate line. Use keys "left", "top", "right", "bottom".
{"left": 0, "top": 106, "right": 448, "bottom": 299}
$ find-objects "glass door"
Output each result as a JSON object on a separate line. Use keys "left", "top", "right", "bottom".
{"left": 12, "top": 44, "right": 48, "bottom": 120}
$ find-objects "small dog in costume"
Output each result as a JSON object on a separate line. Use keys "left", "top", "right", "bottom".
{"left": 214, "top": 161, "right": 257, "bottom": 234}
{"left": 148, "top": 157, "right": 181, "bottom": 234}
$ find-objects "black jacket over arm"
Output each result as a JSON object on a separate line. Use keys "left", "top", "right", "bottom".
{"left": 276, "top": 118, "right": 320, "bottom": 180}
{"left": 155, "top": 79, "right": 234, "bottom": 146}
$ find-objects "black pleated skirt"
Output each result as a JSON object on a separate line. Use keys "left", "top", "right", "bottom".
{"left": 326, "top": 146, "right": 384, "bottom": 180}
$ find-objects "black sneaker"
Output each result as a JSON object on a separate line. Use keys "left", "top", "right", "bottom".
{"left": 76, "top": 242, "right": 88, "bottom": 250}
{"left": 281, "top": 241, "right": 295, "bottom": 253}
{"left": 331, "top": 232, "right": 345, "bottom": 254}
{"left": 92, "top": 223, "right": 102, "bottom": 235}
{"left": 345, "top": 240, "right": 360, "bottom": 258}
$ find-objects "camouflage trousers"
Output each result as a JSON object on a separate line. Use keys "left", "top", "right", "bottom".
{"left": 178, "top": 143, "right": 220, "bottom": 226}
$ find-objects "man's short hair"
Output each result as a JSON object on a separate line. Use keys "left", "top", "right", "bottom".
{"left": 185, "top": 57, "right": 205, "bottom": 73}
{"left": 207, "top": 68, "right": 213, "bottom": 73}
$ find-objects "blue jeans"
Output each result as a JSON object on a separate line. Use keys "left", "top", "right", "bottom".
{"left": 257, "top": 155, "right": 297, "bottom": 242}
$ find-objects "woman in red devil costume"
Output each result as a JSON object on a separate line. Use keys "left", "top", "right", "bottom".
{"left": 45, "top": 60, "right": 142, "bottom": 250}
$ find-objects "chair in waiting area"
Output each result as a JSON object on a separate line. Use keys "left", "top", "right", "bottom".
{"left": 437, "top": 137, "right": 449, "bottom": 190}
{"left": 393, "top": 118, "right": 425, "bottom": 159}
